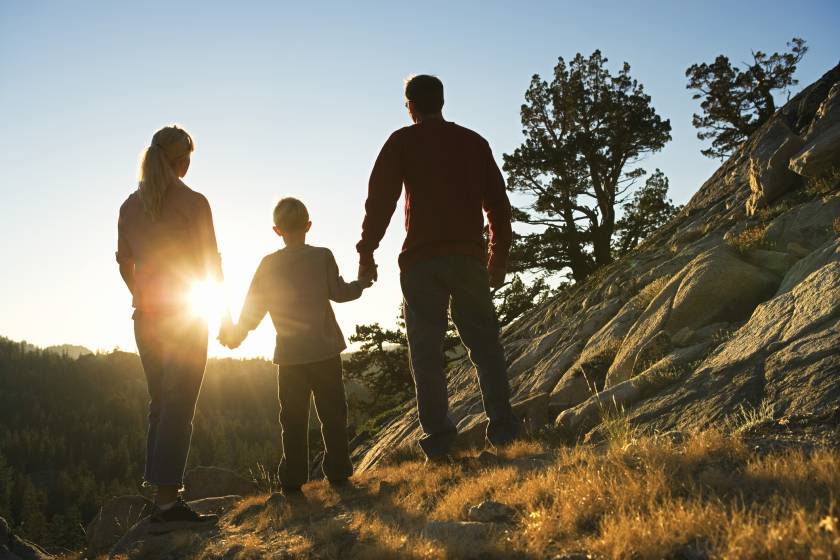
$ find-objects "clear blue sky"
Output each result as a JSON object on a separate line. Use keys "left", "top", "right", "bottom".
{"left": 1, "top": 0, "right": 838, "bottom": 357}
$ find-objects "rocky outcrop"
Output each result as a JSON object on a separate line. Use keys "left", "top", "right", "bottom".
{"left": 356, "top": 63, "right": 840, "bottom": 470}
{"left": 0, "top": 517, "right": 50, "bottom": 560}
{"left": 747, "top": 119, "right": 804, "bottom": 215}
{"left": 789, "top": 83, "right": 840, "bottom": 178}
{"left": 605, "top": 245, "right": 779, "bottom": 387}
{"left": 100, "top": 495, "right": 241, "bottom": 559}
{"left": 84, "top": 471, "right": 254, "bottom": 557}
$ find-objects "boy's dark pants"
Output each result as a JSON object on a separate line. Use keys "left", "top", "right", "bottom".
{"left": 277, "top": 355, "right": 353, "bottom": 488}
{"left": 400, "top": 254, "right": 521, "bottom": 459}
{"left": 134, "top": 312, "right": 208, "bottom": 488}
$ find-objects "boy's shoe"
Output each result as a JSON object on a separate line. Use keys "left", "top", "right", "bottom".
{"left": 147, "top": 497, "right": 218, "bottom": 535}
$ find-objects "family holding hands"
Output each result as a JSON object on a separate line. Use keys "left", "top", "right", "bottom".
{"left": 116, "top": 75, "right": 521, "bottom": 533}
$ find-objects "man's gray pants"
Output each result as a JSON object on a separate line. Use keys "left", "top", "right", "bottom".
{"left": 400, "top": 254, "right": 520, "bottom": 458}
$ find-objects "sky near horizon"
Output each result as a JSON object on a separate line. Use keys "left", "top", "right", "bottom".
{"left": 1, "top": 1, "right": 838, "bottom": 358}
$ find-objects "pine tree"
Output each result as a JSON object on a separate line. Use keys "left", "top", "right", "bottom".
{"left": 686, "top": 38, "right": 808, "bottom": 159}
{"left": 504, "top": 51, "right": 672, "bottom": 282}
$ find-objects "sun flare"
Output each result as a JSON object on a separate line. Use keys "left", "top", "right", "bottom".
{"left": 188, "top": 280, "right": 227, "bottom": 325}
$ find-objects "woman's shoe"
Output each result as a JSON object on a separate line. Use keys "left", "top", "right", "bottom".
{"left": 147, "top": 496, "right": 218, "bottom": 534}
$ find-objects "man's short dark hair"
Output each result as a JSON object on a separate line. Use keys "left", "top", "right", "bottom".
{"left": 405, "top": 74, "right": 444, "bottom": 114}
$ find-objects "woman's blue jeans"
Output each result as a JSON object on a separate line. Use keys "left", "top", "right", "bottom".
{"left": 134, "top": 312, "right": 208, "bottom": 488}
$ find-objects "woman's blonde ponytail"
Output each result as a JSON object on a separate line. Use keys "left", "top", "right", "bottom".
{"left": 137, "top": 125, "right": 194, "bottom": 219}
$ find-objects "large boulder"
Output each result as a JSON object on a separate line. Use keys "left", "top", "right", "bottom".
{"left": 606, "top": 246, "right": 778, "bottom": 387}
{"left": 627, "top": 257, "right": 840, "bottom": 432}
{"left": 549, "top": 341, "right": 619, "bottom": 417}
{"left": 548, "top": 293, "right": 650, "bottom": 416}
{"left": 742, "top": 248, "right": 800, "bottom": 277}
{"left": 763, "top": 322, "right": 840, "bottom": 419}
{"left": 556, "top": 342, "right": 712, "bottom": 440}
{"left": 746, "top": 119, "right": 805, "bottom": 216}
{"left": 664, "top": 246, "right": 779, "bottom": 332}
{"left": 182, "top": 466, "right": 258, "bottom": 501}
{"left": 777, "top": 238, "right": 840, "bottom": 295}
{"left": 789, "top": 82, "right": 840, "bottom": 179}
{"left": 762, "top": 194, "right": 840, "bottom": 254}
{"left": 109, "top": 521, "right": 207, "bottom": 560}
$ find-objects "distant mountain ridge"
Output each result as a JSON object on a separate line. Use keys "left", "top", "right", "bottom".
{"left": 4, "top": 336, "right": 94, "bottom": 359}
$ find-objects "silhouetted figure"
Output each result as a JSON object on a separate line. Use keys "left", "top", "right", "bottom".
{"left": 116, "top": 125, "right": 220, "bottom": 532}
{"left": 220, "top": 197, "right": 372, "bottom": 491}
{"left": 357, "top": 75, "right": 521, "bottom": 461}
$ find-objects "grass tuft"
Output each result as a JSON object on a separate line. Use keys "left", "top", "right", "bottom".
{"left": 806, "top": 166, "right": 840, "bottom": 197}
{"left": 726, "top": 224, "right": 770, "bottom": 253}
{"left": 249, "top": 462, "right": 279, "bottom": 495}
{"left": 725, "top": 400, "right": 776, "bottom": 435}
{"left": 634, "top": 275, "right": 671, "bottom": 310}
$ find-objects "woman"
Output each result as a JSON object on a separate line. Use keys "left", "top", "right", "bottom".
{"left": 116, "top": 125, "right": 221, "bottom": 533}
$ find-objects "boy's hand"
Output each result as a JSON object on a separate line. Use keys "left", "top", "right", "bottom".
{"left": 358, "top": 262, "right": 378, "bottom": 284}
{"left": 357, "top": 275, "right": 374, "bottom": 289}
{"left": 218, "top": 323, "right": 245, "bottom": 349}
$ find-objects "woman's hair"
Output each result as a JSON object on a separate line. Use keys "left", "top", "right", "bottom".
{"left": 137, "top": 125, "right": 194, "bottom": 219}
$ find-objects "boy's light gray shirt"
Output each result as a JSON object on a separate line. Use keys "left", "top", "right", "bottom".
{"left": 238, "top": 245, "right": 363, "bottom": 366}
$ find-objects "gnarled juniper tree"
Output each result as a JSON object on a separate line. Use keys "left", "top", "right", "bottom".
{"left": 504, "top": 51, "right": 672, "bottom": 282}
{"left": 686, "top": 37, "right": 808, "bottom": 159}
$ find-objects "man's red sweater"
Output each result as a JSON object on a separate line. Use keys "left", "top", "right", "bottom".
{"left": 357, "top": 119, "right": 512, "bottom": 272}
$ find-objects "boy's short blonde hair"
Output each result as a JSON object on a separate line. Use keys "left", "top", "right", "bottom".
{"left": 273, "top": 197, "right": 309, "bottom": 231}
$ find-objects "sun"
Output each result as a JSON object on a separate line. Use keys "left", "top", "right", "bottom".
{"left": 187, "top": 280, "right": 227, "bottom": 324}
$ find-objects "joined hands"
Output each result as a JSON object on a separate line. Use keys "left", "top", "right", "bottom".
{"left": 358, "top": 261, "right": 378, "bottom": 288}
{"left": 218, "top": 317, "right": 246, "bottom": 349}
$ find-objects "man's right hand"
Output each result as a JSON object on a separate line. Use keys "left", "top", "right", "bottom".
{"left": 488, "top": 266, "right": 507, "bottom": 289}
{"left": 359, "top": 262, "right": 378, "bottom": 284}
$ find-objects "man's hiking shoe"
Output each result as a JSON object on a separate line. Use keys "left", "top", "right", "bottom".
{"left": 147, "top": 497, "right": 218, "bottom": 534}
{"left": 425, "top": 453, "right": 455, "bottom": 466}
{"left": 281, "top": 484, "right": 303, "bottom": 496}
{"left": 328, "top": 477, "right": 351, "bottom": 487}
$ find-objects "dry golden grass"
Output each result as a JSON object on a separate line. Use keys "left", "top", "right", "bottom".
{"left": 726, "top": 223, "right": 770, "bottom": 253}
{"left": 634, "top": 275, "right": 671, "bottom": 309}
{"left": 187, "top": 430, "right": 838, "bottom": 559}
{"left": 806, "top": 166, "right": 840, "bottom": 197}
{"left": 430, "top": 467, "right": 519, "bottom": 521}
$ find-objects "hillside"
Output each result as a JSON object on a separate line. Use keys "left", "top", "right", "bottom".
{"left": 356, "top": 63, "right": 840, "bottom": 471}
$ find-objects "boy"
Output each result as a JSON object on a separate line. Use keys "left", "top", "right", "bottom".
{"left": 220, "top": 197, "right": 372, "bottom": 492}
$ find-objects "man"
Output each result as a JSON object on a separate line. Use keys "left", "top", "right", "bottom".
{"left": 357, "top": 74, "right": 521, "bottom": 461}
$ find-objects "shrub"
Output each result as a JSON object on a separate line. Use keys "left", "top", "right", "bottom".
{"left": 726, "top": 224, "right": 769, "bottom": 253}
{"left": 806, "top": 166, "right": 840, "bottom": 197}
